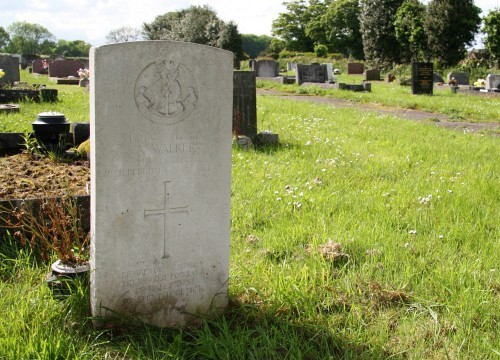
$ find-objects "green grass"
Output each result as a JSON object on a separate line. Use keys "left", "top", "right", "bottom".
{"left": 1, "top": 72, "right": 499, "bottom": 358}
{"left": 258, "top": 76, "right": 500, "bottom": 124}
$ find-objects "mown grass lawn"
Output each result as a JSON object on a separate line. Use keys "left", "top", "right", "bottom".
{"left": 0, "top": 74, "right": 499, "bottom": 359}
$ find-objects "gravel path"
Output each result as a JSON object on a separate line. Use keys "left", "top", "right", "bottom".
{"left": 258, "top": 89, "right": 500, "bottom": 135}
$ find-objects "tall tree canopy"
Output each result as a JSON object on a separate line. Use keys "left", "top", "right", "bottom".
{"left": 424, "top": 0, "right": 481, "bottom": 66}
{"left": 241, "top": 34, "right": 273, "bottom": 58}
{"left": 7, "top": 21, "right": 55, "bottom": 54}
{"left": 321, "top": 0, "right": 363, "bottom": 58}
{"left": 271, "top": 0, "right": 315, "bottom": 52}
{"left": 53, "top": 40, "right": 91, "bottom": 57}
{"left": 359, "top": 0, "right": 404, "bottom": 68}
{"left": 483, "top": 8, "right": 500, "bottom": 60}
{"left": 143, "top": 5, "right": 244, "bottom": 60}
{"left": 0, "top": 27, "right": 9, "bottom": 51}
{"left": 106, "top": 26, "right": 142, "bottom": 44}
{"left": 394, "top": 0, "right": 428, "bottom": 62}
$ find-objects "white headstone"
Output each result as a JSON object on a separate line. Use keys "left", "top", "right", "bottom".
{"left": 324, "top": 63, "right": 333, "bottom": 82}
{"left": 485, "top": 74, "right": 500, "bottom": 90}
{"left": 90, "top": 41, "right": 233, "bottom": 328}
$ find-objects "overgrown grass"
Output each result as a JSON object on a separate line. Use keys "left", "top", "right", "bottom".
{"left": 0, "top": 70, "right": 89, "bottom": 133}
{"left": 258, "top": 77, "right": 500, "bottom": 124}
{"left": 1, "top": 77, "right": 499, "bottom": 358}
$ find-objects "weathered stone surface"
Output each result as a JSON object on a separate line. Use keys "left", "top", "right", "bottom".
{"left": 485, "top": 74, "right": 500, "bottom": 90}
{"left": 347, "top": 62, "right": 364, "bottom": 75}
{"left": 90, "top": 41, "right": 233, "bottom": 328}
{"left": 252, "top": 60, "right": 279, "bottom": 77}
{"left": 0, "top": 55, "right": 21, "bottom": 85}
{"left": 233, "top": 71, "right": 257, "bottom": 138}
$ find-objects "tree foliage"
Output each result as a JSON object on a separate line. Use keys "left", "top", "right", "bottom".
{"left": 394, "top": 0, "right": 428, "bottom": 62}
{"left": 143, "top": 5, "right": 244, "bottom": 60}
{"left": 424, "top": 0, "right": 481, "bottom": 66}
{"left": 241, "top": 34, "right": 273, "bottom": 58}
{"left": 7, "top": 21, "right": 55, "bottom": 54}
{"left": 359, "top": 0, "right": 404, "bottom": 69}
{"left": 272, "top": 0, "right": 315, "bottom": 52}
{"left": 106, "top": 26, "right": 142, "bottom": 44}
{"left": 321, "top": 0, "right": 363, "bottom": 58}
{"left": 483, "top": 8, "right": 500, "bottom": 60}
{"left": 53, "top": 40, "right": 91, "bottom": 57}
{"left": 0, "top": 27, "right": 9, "bottom": 51}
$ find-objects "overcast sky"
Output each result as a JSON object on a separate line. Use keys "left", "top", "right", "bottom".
{"left": 1, "top": 0, "right": 498, "bottom": 47}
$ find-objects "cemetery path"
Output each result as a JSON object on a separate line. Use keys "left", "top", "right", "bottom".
{"left": 258, "top": 89, "right": 500, "bottom": 135}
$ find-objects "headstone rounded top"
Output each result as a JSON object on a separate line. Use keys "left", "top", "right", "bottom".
{"left": 34, "top": 111, "right": 69, "bottom": 124}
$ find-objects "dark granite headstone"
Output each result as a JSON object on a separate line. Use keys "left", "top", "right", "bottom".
{"left": 48, "top": 59, "right": 87, "bottom": 78}
{"left": 233, "top": 71, "right": 257, "bottom": 138}
{"left": 296, "top": 64, "right": 327, "bottom": 85}
{"left": 0, "top": 55, "right": 21, "bottom": 85}
{"left": 446, "top": 72, "right": 470, "bottom": 86}
{"left": 411, "top": 62, "right": 433, "bottom": 95}
{"left": 364, "top": 69, "right": 380, "bottom": 81}
{"left": 347, "top": 62, "right": 364, "bottom": 75}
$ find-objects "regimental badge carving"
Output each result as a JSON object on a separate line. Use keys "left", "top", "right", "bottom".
{"left": 135, "top": 58, "right": 199, "bottom": 125}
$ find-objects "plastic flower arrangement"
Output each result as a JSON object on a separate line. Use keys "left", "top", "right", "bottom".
{"left": 78, "top": 68, "right": 90, "bottom": 79}
{"left": 474, "top": 79, "right": 485, "bottom": 87}
{"left": 0, "top": 69, "right": 5, "bottom": 78}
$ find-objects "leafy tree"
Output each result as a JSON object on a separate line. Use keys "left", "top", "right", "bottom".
{"left": 272, "top": 0, "right": 315, "bottom": 52}
{"left": 394, "top": 0, "right": 428, "bottom": 62}
{"left": 424, "top": 0, "right": 481, "bottom": 66}
{"left": 143, "top": 5, "right": 244, "bottom": 60}
{"left": 359, "top": 0, "right": 404, "bottom": 68}
{"left": 54, "top": 40, "right": 92, "bottom": 57}
{"left": 483, "top": 8, "right": 500, "bottom": 60}
{"left": 321, "top": 0, "right": 363, "bottom": 58}
{"left": 0, "top": 26, "right": 10, "bottom": 51}
{"left": 106, "top": 26, "right": 142, "bottom": 44}
{"left": 7, "top": 21, "right": 55, "bottom": 54}
{"left": 304, "top": 0, "right": 330, "bottom": 47}
{"left": 241, "top": 34, "right": 273, "bottom": 58}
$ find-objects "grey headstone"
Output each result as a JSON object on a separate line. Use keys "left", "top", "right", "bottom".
{"left": 49, "top": 59, "right": 87, "bottom": 78}
{"left": 364, "top": 69, "right": 380, "bottom": 81}
{"left": 447, "top": 72, "right": 470, "bottom": 86}
{"left": 433, "top": 72, "right": 444, "bottom": 83}
{"left": 252, "top": 60, "right": 279, "bottom": 77}
{"left": 71, "top": 122, "right": 90, "bottom": 146}
{"left": 233, "top": 71, "right": 257, "bottom": 138}
{"left": 90, "top": 41, "right": 233, "bottom": 328}
{"left": 296, "top": 64, "right": 327, "bottom": 85}
{"left": 0, "top": 55, "right": 21, "bottom": 85}
{"left": 485, "top": 74, "right": 500, "bottom": 90}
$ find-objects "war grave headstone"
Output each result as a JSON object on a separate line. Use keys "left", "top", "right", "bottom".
{"left": 364, "top": 69, "right": 380, "bottom": 81}
{"left": 446, "top": 72, "right": 470, "bottom": 86}
{"left": 411, "top": 62, "right": 433, "bottom": 95}
{"left": 49, "top": 59, "right": 87, "bottom": 78}
{"left": 485, "top": 74, "right": 500, "bottom": 91}
{"left": 0, "top": 54, "right": 21, "bottom": 85}
{"left": 252, "top": 60, "right": 279, "bottom": 78}
{"left": 233, "top": 71, "right": 257, "bottom": 139}
{"left": 347, "top": 62, "right": 364, "bottom": 75}
{"left": 296, "top": 63, "right": 328, "bottom": 85}
{"left": 90, "top": 41, "right": 233, "bottom": 328}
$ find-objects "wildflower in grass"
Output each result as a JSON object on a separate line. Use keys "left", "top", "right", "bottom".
{"left": 408, "top": 230, "right": 417, "bottom": 235}
{"left": 439, "top": 235, "right": 444, "bottom": 239}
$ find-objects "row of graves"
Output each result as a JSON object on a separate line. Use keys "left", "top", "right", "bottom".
{"left": 249, "top": 59, "right": 377, "bottom": 92}
{"left": 0, "top": 54, "right": 58, "bottom": 113}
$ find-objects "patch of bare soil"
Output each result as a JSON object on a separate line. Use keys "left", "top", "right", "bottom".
{"left": 0, "top": 153, "right": 90, "bottom": 200}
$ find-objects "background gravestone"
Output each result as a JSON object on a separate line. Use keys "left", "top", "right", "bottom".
{"left": 446, "top": 72, "right": 470, "bottom": 86}
{"left": 364, "top": 69, "right": 380, "bottom": 81}
{"left": 90, "top": 41, "right": 233, "bottom": 328}
{"left": 0, "top": 55, "right": 21, "bottom": 85}
{"left": 32, "top": 59, "right": 48, "bottom": 74}
{"left": 233, "top": 71, "right": 257, "bottom": 138}
{"left": 296, "top": 64, "right": 327, "bottom": 85}
{"left": 411, "top": 62, "right": 433, "bottom": 95}
{"left": 347, "top": 62, "right": 364, "bottom": 75}
{"left": 485, "top": 74, "right": 500, "bottom": 90}
{"left": 49, "top": 59, "right": 87, "bottom": 78}
{"left": 252, "top": 60, "right": 279, "bottom": 77}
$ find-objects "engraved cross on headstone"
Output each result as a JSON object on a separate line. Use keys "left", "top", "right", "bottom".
{"left": 144, "top": 181, "right": 189, "bottom": 258}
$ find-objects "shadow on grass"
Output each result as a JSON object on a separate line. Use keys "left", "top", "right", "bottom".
{"left": 94, "top": 297, "right": 386, "bottom": 359}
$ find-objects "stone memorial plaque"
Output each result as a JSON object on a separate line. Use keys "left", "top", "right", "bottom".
{"left": 90, "top": 41, "right": 233, "bottom": 328}
{"left": 411, "top": 62, "right": 433, "bottom": 95}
